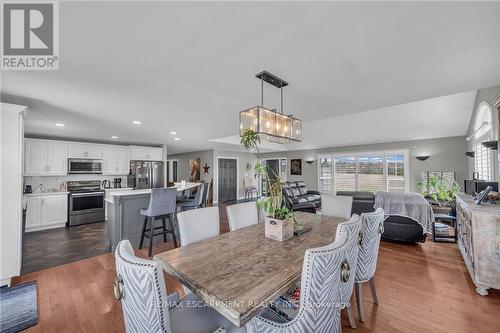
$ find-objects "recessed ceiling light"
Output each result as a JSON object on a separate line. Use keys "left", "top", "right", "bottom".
{"left": 55, "top": 123, "right": 65, "bottom": 127}
{"left": 174, "top": 137, "right": 180, "bottom": 141}
{"left": 111, "top": 136, "right": 119, "bottom": 139}
{"left": 170, "top": 131, "right": 177, "bottom": 135}
{"left": 132, "top": 121, "right": 141, "bottom": 125}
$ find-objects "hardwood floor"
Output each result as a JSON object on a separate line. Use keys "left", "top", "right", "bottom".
{"left": 13, "top": 205, "right": 500, "bottom": 332}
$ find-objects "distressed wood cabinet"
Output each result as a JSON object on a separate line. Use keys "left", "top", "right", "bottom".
{"left": 456, "top": 194, "right": 500, "bottom": 295}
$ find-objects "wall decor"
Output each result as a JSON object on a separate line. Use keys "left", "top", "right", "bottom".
{"left": 189, "top": 158, "right": 201, "bottom": 181}
{"left": 203, "top": 162, "right": 210, "bottom": 174}
{"left": 290, "top": 159, "right": 302, "bottom": 175}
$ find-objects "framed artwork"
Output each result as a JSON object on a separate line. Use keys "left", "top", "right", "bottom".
{"left": 189, "top": 158, "right": 201, "bottom": 181}
{"left": 290, "top": 159, "right": 302, "bottom": 175}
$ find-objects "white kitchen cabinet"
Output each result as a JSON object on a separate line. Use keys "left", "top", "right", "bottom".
{"left": 25, "top": 193, "right": 67, "bottom": 232}
{"left": 25, "top": 196, "right": 42, "bottom": 229}
{"left": 24, "top": 139, "right": 68, "bottom": 176}
{"left": 103, "top": 145, "right": 130, "bottom": 175}
{"left": 42, "top": 195, "right": 68, "bottom": 225}
{"left": 68, "top": 142, "right": 102, "bottom": 159}
{"left": 130, "top": 146, "right": 163, "bottom": 161}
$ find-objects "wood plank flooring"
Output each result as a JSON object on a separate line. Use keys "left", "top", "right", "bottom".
{"left": 12, "top": 205, "right": 500, "bottom": 332}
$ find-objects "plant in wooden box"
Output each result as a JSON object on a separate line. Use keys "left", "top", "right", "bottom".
{"left": 241, "top": 129, "right": 294, "bottom": 241}
{"left": 419, "top": 174, "right": 460, "bottom": 214}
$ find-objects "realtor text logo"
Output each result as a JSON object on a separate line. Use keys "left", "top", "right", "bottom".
{"left": 1, "top": 2, "right": 58, "bottom": 70}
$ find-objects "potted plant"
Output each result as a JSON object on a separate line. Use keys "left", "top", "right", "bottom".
{"left": 240, "top": 129, "right": 295, "bottom": 241}
{"left": 419, "top": 174, "right": 460, "bottom": 214}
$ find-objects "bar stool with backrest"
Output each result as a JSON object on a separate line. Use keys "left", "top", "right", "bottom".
{"left": 355, "top": 208, "right": 385, "bottom": 322}
{"left": 139, "top": 188, "right": 178, "bottom": 257}
{"left": 177, "top": 184, "right": 205, "bottom": 212}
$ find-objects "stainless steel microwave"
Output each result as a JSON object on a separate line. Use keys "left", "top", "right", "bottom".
{"left": 68, "top": 159, "right": 103, "bottom": 174}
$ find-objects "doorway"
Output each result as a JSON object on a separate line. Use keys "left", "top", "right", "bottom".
{"left": 218, "top": 158, "right": 238, "bottom": 202}
{"left": 261, "top": 158, "right": 287, "bottom": 194}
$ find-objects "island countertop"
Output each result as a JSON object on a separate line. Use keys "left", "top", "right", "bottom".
{"left": 105, "top": 182, "right": 200, "bottom": 202}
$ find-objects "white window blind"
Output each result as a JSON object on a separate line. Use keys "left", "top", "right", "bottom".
{"left": 318, "top": 150, "right": 409, "bottom": 193}
{"left": 474, "top": 143, "right": 492, "bottom": 181}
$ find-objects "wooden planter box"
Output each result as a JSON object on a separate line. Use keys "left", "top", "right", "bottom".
{"left": 264, "top": 216, "right": 294, "bottom": 242}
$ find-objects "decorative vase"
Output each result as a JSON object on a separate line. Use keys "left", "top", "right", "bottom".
{"left": 264, "top": 216, "right": 294, "bottom": 242}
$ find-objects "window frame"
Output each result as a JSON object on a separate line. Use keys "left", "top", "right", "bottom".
{"left": 317, "top": 149, "right": 410, "bottom": 193}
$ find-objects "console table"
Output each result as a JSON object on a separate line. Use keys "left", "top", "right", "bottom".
{"left": 455, "top": 193, "right": 500, "bottom": 295}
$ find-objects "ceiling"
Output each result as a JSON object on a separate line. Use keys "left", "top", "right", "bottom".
{"left": 1, "top": 1, "right": 499, "bottom": 154}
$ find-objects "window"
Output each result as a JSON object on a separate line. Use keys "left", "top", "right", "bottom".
{"left": 318, "top": 150, "right": 409, "bottom": 193}
{"left": 471, "top": 102, "right": 494, "bottom": 181}
{"left": 474, "top": 143, "right": 492, "bottom": 180}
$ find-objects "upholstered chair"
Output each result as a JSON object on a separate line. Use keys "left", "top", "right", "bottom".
{"left": 354, "top": 208, "right": 385, "bottom": 322}
{"left": 177, "top": 184, "right": 205, "bottom": 211}
{"left": 334, "top": 215, "right": 362, "bottom": 329}
{"left": 177, "top": 206, "right": 220, "bottom": 294}
{"left": 321, "top": 195, "right": 353, "bottom": 219}
{"left": 245, "top": 216, "right": 359, "bottom": 333}
{"left": 114, "top": 240, "right": 244, "bottom": 333}
{"left": 226, "top": 202, "right": 258, "bottom": 232}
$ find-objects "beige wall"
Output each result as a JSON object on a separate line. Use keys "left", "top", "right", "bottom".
{"left": 261, "top": 136, "right": 468, "bottom": 193}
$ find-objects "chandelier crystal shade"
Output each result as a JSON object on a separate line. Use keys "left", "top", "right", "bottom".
{"left": 239, "top": 71, "right": 302, "bottom": 143}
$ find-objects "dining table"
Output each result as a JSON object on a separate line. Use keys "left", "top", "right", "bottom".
{"left": 154, "top": 211, "right": 345, "bottom": 327}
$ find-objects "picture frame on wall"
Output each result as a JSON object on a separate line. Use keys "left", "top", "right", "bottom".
{"left": 290, "top": 159, "right": 302, "bottom": 175}
{"left": 189, "top": 158, "right": 201, "bottom": 181}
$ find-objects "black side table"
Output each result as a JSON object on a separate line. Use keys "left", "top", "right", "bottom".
{"left": 432, "top": 214, "right": 457, "bottom": 243}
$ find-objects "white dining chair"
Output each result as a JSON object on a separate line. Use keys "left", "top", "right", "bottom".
{"left": 177, "top": 206, "right": 220, "bottom": 246}
{"left": 355, "top": 208, "right": 385, "bottom": 322}
{"left": 245, "top": 216, "right": 359, "bottom": 333}
{"left": 321, "top": 194, "right": 353, "bottom": 219}
{"left": 335, "top": 215, "right": 362, "bottom": 330}
{"left": 114, "top": 240, "right": 244, "bottom": 333}
{"left": 226, "top": 202, "right": 258, "bottom": 232}
{"left": 177, "top": 206, "right": 220, "bottom": 295}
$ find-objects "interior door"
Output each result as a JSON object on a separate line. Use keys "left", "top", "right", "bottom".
{"left": 218, "top": 158, "right": 237, "bottom": 202}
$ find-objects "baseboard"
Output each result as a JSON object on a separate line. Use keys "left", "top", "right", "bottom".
{"left": 0, "top": 278, "right": 11, "bottom": 287}
{"left": 25, "top": 223, "right": 66, "bottom": 233}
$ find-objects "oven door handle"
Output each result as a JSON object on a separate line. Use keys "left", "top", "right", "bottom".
{"left": 71, "top": 191, "right": 105, "bottom": 197}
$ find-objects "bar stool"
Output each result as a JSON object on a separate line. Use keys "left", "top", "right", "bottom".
{"left": 139, "top": 188, "right": 178, "bottom": 257}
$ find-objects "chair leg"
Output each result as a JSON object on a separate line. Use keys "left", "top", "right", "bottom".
{"left": 169, "top": 214, "right": 178, "bottom": 248}
{"left": 162, "top": 218, "right": 167, "bottom": 242}
{"left": 148, "top": 217, "right": 154, "bottom": 257}
{"left": 369, "top": 277, "right": 379, "bottom": 305}
{"left": 139, "top": 216, "right": 148, "bottom": 249}
{"left": 346, "top": 304, "right": 357, "bottom": 328}
{"left": 355, "top": 282, "right": 365, "bottom": 322}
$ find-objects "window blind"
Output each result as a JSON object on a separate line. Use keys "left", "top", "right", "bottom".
{"left": 334, "top": 156, "right": 356, "bottom": 191}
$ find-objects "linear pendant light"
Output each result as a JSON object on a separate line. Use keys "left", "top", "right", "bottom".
{"left": 239, "top": 71, "right": 302, "bottom": 143}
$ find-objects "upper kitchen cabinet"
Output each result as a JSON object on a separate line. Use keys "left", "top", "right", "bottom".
{"left": 102, "top": 145, "right": 130, "bottom": 175}
{"left": 129, "top": 146, "right": 163, "bottom": 161}
{"left": 68, "top": 143, "right": 103, "bottom": 159}
{"left": 25, "top": 139, "right": 68, "bottom": 176}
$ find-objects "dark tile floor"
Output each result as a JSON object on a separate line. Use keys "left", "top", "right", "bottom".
{"left": 22, "top": 222, "right": 110, "bottom": 274}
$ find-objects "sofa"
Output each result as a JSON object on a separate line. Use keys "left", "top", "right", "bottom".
{"left": 282, "top": 181, "right": 321, "bottom": 213}
{"left": 336, "top": 191, "right": 426, "bottom": 243}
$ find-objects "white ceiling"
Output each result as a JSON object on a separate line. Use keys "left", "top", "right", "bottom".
{"left": 1, "top": 1, "right": 499, "bottom": 154}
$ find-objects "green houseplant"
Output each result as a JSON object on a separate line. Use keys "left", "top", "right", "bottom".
{"left": 419, "top": 174, "right": 460, "bottom": 208}
{"left": 240, "top": 129, "right": 294, "bottom": 240}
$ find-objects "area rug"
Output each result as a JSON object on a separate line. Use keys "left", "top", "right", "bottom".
{"left": 0, "top": 281, "right": 38, "bottom": 333}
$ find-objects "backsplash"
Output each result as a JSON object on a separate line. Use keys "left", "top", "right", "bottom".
{"left": 24, "top": 175, "right": 128, "bottom": 192}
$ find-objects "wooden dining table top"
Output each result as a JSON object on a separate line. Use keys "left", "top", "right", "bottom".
{"left": 154, "top": 211, "right": 345, "bottom": 327}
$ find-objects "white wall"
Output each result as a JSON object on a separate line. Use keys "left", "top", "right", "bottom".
{"left": 0, "top": 103, "right": 26, "bottom": 285}
{"left": 261, "top": 136, "right": 468, "bottom": 193}
{"left": 168, "top": 149, "right": 214, "bottom": 183}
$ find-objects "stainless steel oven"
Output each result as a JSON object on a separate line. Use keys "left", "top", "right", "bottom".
{"left": 68, "top": 181, "right": 105, "bottom": 226}
{"left": 68, "top": 159, "right": 103, "bottom": 174}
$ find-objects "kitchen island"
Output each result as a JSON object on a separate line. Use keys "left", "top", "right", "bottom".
{"left": 105, "top": 182, "right": 200, "bottom": 251}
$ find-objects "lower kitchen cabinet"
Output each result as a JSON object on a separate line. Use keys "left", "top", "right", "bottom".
{"left": 25, "top": 193, "right": 68, "bottom": 232}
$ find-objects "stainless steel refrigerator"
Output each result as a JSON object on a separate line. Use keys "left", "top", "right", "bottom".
{"left": 128, "top": 161, "right": 165, "bottom": 189}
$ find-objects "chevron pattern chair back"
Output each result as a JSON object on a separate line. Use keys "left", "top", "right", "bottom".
{"left": 356, "top": 208, "right": 385, "bottom": 283}
{"left": 246, "top": 218, "right": 356, "bottom": 333}
{"left": 334, "top": 216, "right": 362, "bottom": 306}
{"left": 115, "top": 240, "right": 171, "bottom": 333}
